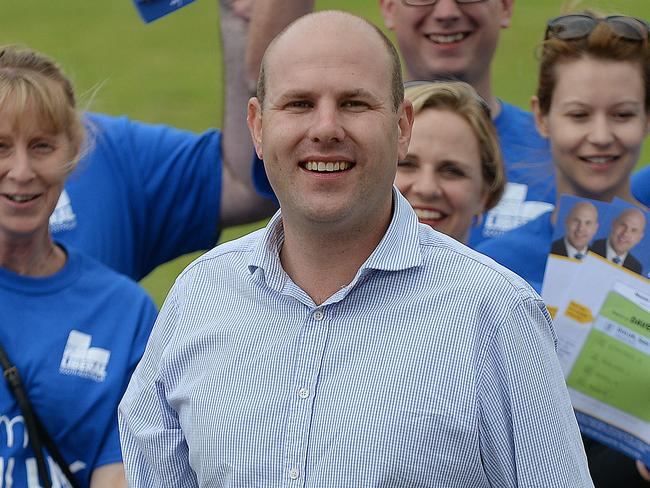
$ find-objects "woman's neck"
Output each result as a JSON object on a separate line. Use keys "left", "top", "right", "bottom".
{"left": 0, "top": 234, "right": 67, "bottom": 277}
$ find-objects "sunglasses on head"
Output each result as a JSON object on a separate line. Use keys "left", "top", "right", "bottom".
{"left": 403, "top": 80, "right": 491, "bottom": 118}
{"left": 545, "top": 14, "right": 649, "bottom": 43}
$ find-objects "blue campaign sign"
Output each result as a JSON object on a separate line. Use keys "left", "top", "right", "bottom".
{"left": 133, "top": 0, "right": 197, "bottom": 23}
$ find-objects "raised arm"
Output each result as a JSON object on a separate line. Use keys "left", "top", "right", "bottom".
{"left": 244, "top": 0, "right": 315, "bottom": 90}
{"left": 218, "top": 0, "right": 277, "bottom": 226}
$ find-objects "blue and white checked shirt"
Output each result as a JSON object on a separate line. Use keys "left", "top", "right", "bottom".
{"left": 119, "top": 189, "right": 592, "bottom": 487}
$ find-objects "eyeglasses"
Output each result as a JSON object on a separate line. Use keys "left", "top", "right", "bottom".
{"left": 403, "top": 79, "right": 491, "bottom": 117}
{"left": 401, "top": 0, "right": 487, "bottom": 6}
{"left": 545, "top": 14, "right": 649, "bottom": 43}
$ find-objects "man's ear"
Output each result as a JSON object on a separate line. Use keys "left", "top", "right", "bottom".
{"left": 396, "top": 100, "right": 414, "bottom": 162}
{"left": 247, "top": 97, "right": 264, "bottom": 159}
{"left": 500, "top": 0, "right": 515, "bottom": 29}
{"left": 531, "top": 96, "right": 549, "bottom": 139}
{"left": 379, "top": 0, "right": 397, "bottom": 30}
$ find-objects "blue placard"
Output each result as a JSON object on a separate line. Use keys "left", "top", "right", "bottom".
{"left": 132, "top": 0, "right": 196, "bottom": 23}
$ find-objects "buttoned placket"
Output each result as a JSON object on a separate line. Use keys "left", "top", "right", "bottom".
{"left": 283, "top": 306, "right": 331, "bottom": 486}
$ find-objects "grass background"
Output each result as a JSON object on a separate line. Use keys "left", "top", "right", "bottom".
{"left": 3, "top": 0, "right": 648, "bottom": 306}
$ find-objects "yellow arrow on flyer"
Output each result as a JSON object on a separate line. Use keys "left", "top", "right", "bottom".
{"left": 564, "top": 301, "right": 594, "bottom": 324}
{"left": 547, "top": 305, "right": 558, "bottom": 320}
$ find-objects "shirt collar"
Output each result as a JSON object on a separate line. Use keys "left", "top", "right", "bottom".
{"left": 605, "top": 239, "right": 627, "bottom": 262}
{"left": 564, "top": 239, "right": 587, "bottom": 259}
{"left": 247, "top": 187, "right": 423, "bottom": 293}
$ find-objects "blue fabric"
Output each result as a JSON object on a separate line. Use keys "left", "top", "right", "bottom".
{"left": 632, "top": 165, "right": 650, "bottom": 207}
{"left": 475, "top": 210, "right": 554, "bottom": 294}
{"left": 132, "top": 0, "right": 196, "bottom": 23}
{"left": 0, "top": 246, "right": 156, "bottom": 487}
{"left": 251, "top": 102, "right": 556, "bottom": 248}
{"left": 50, "top": 113, "right": 222, "bottom": 281}
{"left": 119, "top": 190, "right": 591, "bottom": 487}
{"left": 473, "top": 101, "right": 555, "bottom": 246}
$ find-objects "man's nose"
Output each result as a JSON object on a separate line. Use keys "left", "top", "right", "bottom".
{"left": 308, "top": 104, "right": 345, "bottom": 143}
{"left": 431, "top": 0, "right": 463, "bottom": 21}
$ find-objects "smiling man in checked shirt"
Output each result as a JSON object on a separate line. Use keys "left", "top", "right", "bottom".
{"left": 118, "top": 10, "right": 592, "bottom": 487}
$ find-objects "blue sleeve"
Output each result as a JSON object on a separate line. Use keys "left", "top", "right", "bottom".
{"left": 632, "top": 166, "right": 650, "bottom": 208}
{"left": 89, "top": 113, "right": 222, "bottom": 277}
{"left": 476, "top": 214, "right": 554, "bottom": 293}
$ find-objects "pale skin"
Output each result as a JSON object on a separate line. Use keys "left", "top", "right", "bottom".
{"left": 247, "top": 12, "right": 413, "bottom": 305}
{"left": 247, "top": 4, "right": 489, "bottom": 246}
{"left": 0, "top": 113, "right": 127, "bottom": 488}
{"left": 0, "top": 1, "right": 265, "bottom": 483}
{"left": 245, "top": 0, "right": 514, "bottom": 119}
{"left": 395, "top": 107, "right": 488, "bottom": 243}
{"left": 532, "top": 54, "right": 650, "bottom": 483}
{"left": 90, "top": 463, "right": 127, "bottom": 488}
{"left": 218, "top": 0, "right": 277, "bottom": 226}
{"left": 532, "top": 57, "right": 650, "bottom": 226}
{"left": 563, "top": 201, "right": 598, "bottom": 251}
{"left": 379, "top": 0, "right": 514, "bottom": 118}
{"left": 609, "top": 208, "right": 646, "bottom": 255}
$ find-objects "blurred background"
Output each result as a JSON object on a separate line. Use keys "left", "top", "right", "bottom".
{"left": 3, "top": 0, "right": 648, "bottom": 305}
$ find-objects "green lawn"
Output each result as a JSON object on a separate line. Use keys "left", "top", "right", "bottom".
{"left": 3, "top": 0, "right": 648, "bottom": 305}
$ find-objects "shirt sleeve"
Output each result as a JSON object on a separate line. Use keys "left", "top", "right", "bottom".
{"left": 118, "top": 287, "right": 198, "bottom": 488}
{"left": 90, "top": 113, "right": 223, "bottom": 278}
{"left": 478, "top": 295, "right": 594, "bottom": 487}
{"left": 95, "top": 286, "right": 160, "bottom": 470}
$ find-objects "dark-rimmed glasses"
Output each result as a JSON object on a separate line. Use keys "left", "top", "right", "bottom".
{"left": 404, "top": 80, "right": 491, "bottom": 118}
{"left": 545, "top": 14, "right": 649, "bottom": 43}
{"left": 401, "top": 0, "right": 487, "bottom": 6}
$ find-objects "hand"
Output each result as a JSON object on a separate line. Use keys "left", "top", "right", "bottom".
{"left": 220, "top": 0, "right": 254, "bottom": 22}
{"left": 636, "top": 460, "right": 650, "bottom": 482}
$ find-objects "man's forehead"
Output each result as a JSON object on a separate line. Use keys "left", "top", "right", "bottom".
{"left": 618, "top": 211, "right": 646, "bottom": 226}
{"left": 569, "top": 203, "right": 596, "bottom": 218}
{"left": 264, "top": 14, "right": 393, "bottom": 97}
{"left": 267, "top": 11, "right": 389, "bottom": 66}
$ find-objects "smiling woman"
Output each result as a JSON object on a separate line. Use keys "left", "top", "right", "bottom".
{"left": 477, "top": 12, "right": 650, "bottom": 290}
{"left": 475, "top": 11, "right": 650, "bottom": 486}
{"left": 396, "top": 80, "right": 504, "bottom": 243}
{"left": 0, "top": 45, "right": 156, "bottom": 488}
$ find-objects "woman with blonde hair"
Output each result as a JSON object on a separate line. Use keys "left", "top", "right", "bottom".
{"left": 396, "top": 80, "right": 505, "bottom": 244}
{"left": 0, "top": 45, "right": 156, "bottom": 488}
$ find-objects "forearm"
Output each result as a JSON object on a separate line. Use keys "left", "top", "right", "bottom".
{"left": 218, "top": 0, "right": 277, "bottom": 224}
{"left": 245, "top": 0, "right": 315, "bottom": 91}
{"left": 90, "top": 463, "right": 127, "bottom": 488}
{"left": 220, "top": 0, "right": 255, "bottom": 186}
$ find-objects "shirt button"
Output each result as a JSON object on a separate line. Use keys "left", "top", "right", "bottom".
{"left": 313, "top": 309, "right": 324, "bottom": 321}
{"left": 298, "top": 387, "right": 310, "bottom": 399}
{"left": 289, "top": 468, "right": 300, "bottom": 480}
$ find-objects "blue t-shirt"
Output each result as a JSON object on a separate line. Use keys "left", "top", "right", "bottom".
{"left": 474, "top": 101, "right": 555, "bottom": 246}
{"left": 0, "top": 246, "right": 157, "bottom": 487}
{"left": 50, "top": 113, "right": 223, "bottom": 281}
{"left": 252, "top": 101, "right": 555, "bottom": 248}
{"left": 475, "top": 210, "right": 554, "bottom": 293}
{"left": 632, "top": 165, "right": 650, "bottom": 207}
